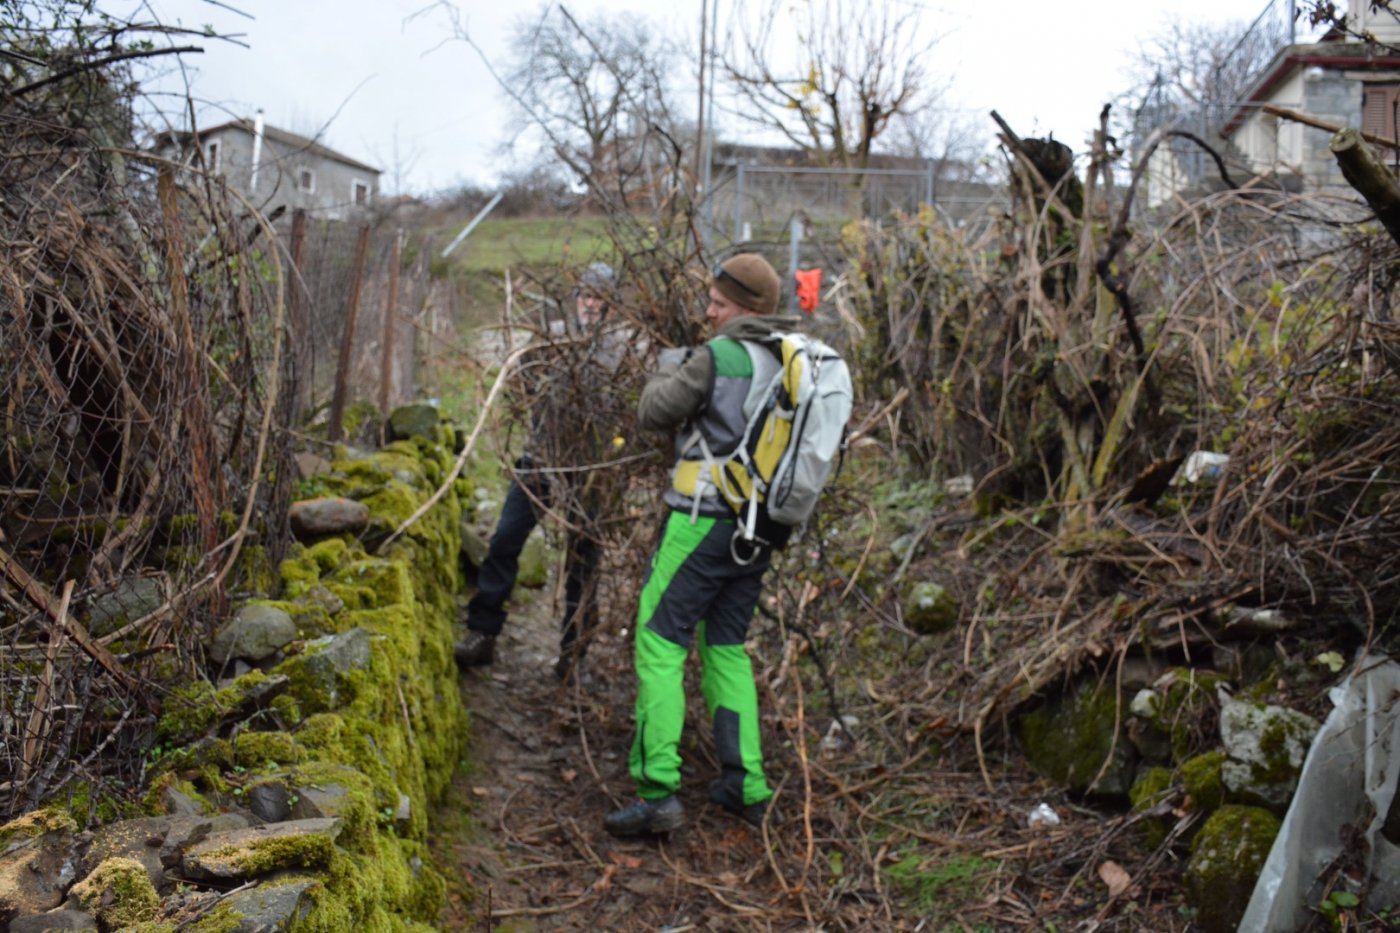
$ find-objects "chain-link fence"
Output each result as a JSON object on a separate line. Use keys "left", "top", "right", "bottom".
{"left": 284, "top": 214, "right": 448, "bottom": 437}
{"left": 0, "top": 93, "right": 304, "bottom": 817}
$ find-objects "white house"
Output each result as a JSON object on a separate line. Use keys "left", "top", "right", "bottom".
{"left": 155, "top": 113, "right": 381, "bottom": 220}
{"left": 1220, "top": 4, "right": 1400, "bottom": 195}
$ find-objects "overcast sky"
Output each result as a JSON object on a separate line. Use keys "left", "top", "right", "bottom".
{"left": 125, "top": 0, "right": 1317, "bottom": 195}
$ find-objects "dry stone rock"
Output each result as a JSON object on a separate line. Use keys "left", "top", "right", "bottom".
{"left": 8, "top": 908, "right": 98, "bottom": 931}
{"left": 386, "top": 403, "right": 439, "bottom": 441}
{"left": 293, "top": 451, "right": 331, "bottom": 480}
{"left": 280, "top": 628, "right": 372, "bottom": 711}
{"left": 223, "top": 879, "right": 317, "bottom": 932}
{"left": 211, "top": 605, "right": 298, "bottom": 664}
{"left": 180, "top": 819, "right": 341, "bottom": 882}
{"left": 1220, "top": 698, "right": 1320, "bottom": 809}
{"left": 246, "top": 784, "right": 292, "bottom": 823}
{"left": 84, "top": 575, "right": 164, "bottom": 638}
{"left": 288, "top": 497, "right": 369, "bottom": 540}
{"left": 0, "top": 827, "right": 80, "bottom": 920}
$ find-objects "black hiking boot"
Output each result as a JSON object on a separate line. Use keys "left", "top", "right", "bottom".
{"left": 453, "top": 631, "right": 496, "bottom": 669}
{"left": 708, "top": 781, "right": 770, "bottom": 828}
{"left": 603, "top": 796, "right": 685, "bottom": 837}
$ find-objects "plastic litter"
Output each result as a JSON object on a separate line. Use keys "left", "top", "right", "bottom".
{"left": 1028, "top": 802, "right": 1061, "bottom": 829}
{"left": 1238, "top": 655, "right": 1400, "bottom": 931}
{"left": 1171, "top": 451, "right": 1229, "bottom": 485}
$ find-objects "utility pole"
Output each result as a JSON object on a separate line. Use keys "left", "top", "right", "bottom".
{"left": 695, "top": 0, "right": 707, "bottom": 196}
{"left": 701, "top": 0, "right": 719, "bottom": 244}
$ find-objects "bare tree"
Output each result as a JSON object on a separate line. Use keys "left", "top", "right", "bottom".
{"left": 1118, "top": 16, "right": 1285, "bottom": 144}
{"left": 718, "top": 0, "right": 939, "bottom": 169}
{"left": 491, "top": 4, "right": 684, "bottom": 208}
{"left": 1300, "top": 0, "right": 1400, "bottom": 52}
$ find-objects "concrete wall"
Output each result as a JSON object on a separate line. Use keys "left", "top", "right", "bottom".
{"left": 1232, "top": 68, "right": 1359, "bottom": 194}
{"left": 203, "top": 126, "right": 379, "bottom": 220}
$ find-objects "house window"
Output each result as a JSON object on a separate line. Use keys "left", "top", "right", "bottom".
{"left": 352, "top": 180, "right": 370, "bottom": 206}
{"left": 297, "top": 168, "right": 316, "bottom": 193}
{"left": 1362, "top": 82, "right": 1400, "bottom": 145}
{"left": 204, "top": 140, "right": 220, "bottom": 173}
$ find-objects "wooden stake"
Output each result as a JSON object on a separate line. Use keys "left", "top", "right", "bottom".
{"left": 328, "top": 223, "right": 371, "bottom": 443}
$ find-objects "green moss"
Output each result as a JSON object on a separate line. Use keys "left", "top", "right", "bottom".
{"left": 184, "top": 903, "right": 243, "bottom": 933}
{"left": 1142, "top": 668, "right": 1230, "bottom": 764}
{"left": 0, "top": 809, "right": 77, "bottom": 850}
{"left": 1181, "top": 750, "right": 1227, "bottom": 814}
{"left": 341, "top": 400, "right": 379, "bottom": 436}
{"left": 1018, "top": 679, "right": 1135, "bottom": 796}
{"left": 229, "top": 831, "right": 336, "bottom": 876}
{"left": 235, "top": 730, "right": 306, "bottom": 769}
{"left": 237, "top": 544, "right": 278, "bottom": 596}
{"left": 1185, "top": 805, "right": 1280, "bottom": 933}
{"left": 140, "top": 772, "right": 215, "bottom": 816}
{"left": 1129, "top": 767, "right": 1175, "bottom": 849}
{"left": 156, "top": 681, "right": 226, "bottom": 744}
{"left": 306, "top": 538, "right": 351, "bottom": 574}
{"left": 70, "top": 857, "right": 161, "bottom": 927}
{"left": 271, "top": 693, "right": 303, "bottom": 726}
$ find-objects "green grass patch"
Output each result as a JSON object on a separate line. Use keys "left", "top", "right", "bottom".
{"left": 420, "top": 214, "right": 618, "bottom": 339}
{"left": 885, "top": 851, "right": 996, "bottom": 919}
{"left": 440, "top": 216, "right": 615, "bottom": 273}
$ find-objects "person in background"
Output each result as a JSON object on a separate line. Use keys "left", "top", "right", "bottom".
{"left": 604, "top": 253, "right": 790, "bottom": 837}
{"left": 455, "top": 261, "right": 622, "bottom": 680}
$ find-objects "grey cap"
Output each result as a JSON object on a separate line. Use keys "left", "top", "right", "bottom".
{"left": 579, "top": 261, "right": 617, "bottom": 291}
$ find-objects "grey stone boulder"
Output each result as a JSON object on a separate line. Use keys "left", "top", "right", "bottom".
{"left": 460, "top": 518, "right": 488, "bottom": 571}
{"left": 211, "top": 604, "right": 298, "bottom": 664}
{"left": 246, "top": 783, "right": 292, "bottom": 823}
{"left": 0, "top": 823, "right": 80, "bottom": 919}
{"left": 180, "top": 818, "right": 342, "bottom": 882}
{"left": 293, "top": 451, "right": 331, "bottom": 480}
{"left": 386, "top": 403, "right": 440, "bottom": 441}
{"left": 1219, "top": 698, "right": 1320, "bottom": 810}
{"left": 276, "top": 628, "right": 373, "bottom": 712}
{"left": 85, "top": 575, "right": 165, "bottom": 638}
{"left": 158, "top": 784, "right": 208, "bottom": 818}
{"left": 288, "top": 770, "right": 365, "bottom": 822}
{"left": 223, "top": 879, "right": 317, "bottom": 932}
{"left": 8, "top": 909, "right": 98, "bottom": 931}
{"left": 288, "top": 497, "right": 369, "bottom": 540}
{"left": 901, "top": 580, "right": 960, "bottom": 635}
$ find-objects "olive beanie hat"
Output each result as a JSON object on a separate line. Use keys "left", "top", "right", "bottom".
{"left": 712, "top": 253, "right": 781, "bottom": 314}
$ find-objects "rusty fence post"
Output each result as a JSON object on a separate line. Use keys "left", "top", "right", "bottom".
{"left": 288, "top": 209, "right": 308, "bottom": 421}
{"left": 327, "top": 223, "right": 371, "bottom": 444}
{"left": 379, "top": 228, "right": 402, "bottom": 419}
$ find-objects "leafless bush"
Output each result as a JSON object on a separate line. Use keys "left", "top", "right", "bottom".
{"left": 0, "top": 6, "right": 294, "bottom": 819}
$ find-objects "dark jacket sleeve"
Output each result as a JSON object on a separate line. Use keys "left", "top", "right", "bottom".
{"left": 637, "top": 346, "right": 711, "bottom": 432}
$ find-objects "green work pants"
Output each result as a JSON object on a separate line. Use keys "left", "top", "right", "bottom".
{"left": 628, "top": 511, "right": 773, "bottom": 808}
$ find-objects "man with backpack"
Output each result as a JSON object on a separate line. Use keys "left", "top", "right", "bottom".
{"left": 605, "top": 252, "right": 850, "bottom": 836}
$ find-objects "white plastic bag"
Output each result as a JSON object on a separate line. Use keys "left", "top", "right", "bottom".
{"left": 1238, "top": 655, "right": 1400, "bottom": 931}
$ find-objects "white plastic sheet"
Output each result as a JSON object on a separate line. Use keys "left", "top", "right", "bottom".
{"left": 1238, "top": 655, "right": 1400, "bottom": 931}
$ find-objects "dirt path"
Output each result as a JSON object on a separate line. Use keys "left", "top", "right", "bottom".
{"left": 431, "top": 558, "right": 816, "bottom": 932}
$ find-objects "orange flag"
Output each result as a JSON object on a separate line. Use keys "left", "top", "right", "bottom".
{"left": 794, "top": 267, "right": 823, "bottom": 313}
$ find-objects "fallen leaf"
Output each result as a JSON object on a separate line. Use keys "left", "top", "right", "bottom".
{"left": 561, "top": 768, "right": 578, "bottom": 784}
{"left": 1098, "top": 860, "right": 1131, "bottom": 898}
{"left": 591, "top": 864, "right": 618, "bottom": 893}
{"left": 608, "top": 852, "right": 643, "bottom": 869}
